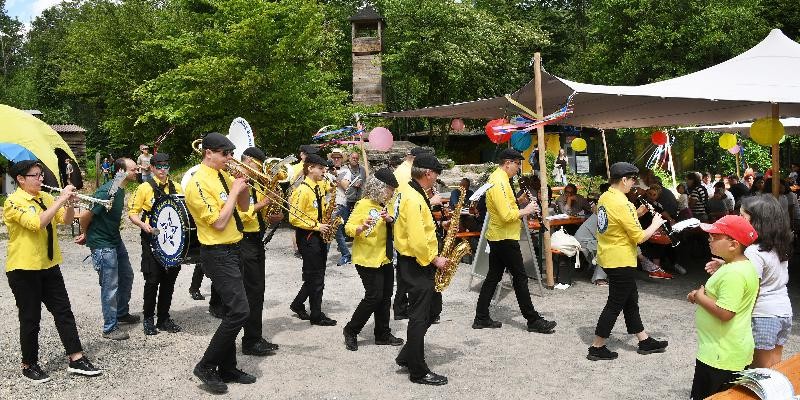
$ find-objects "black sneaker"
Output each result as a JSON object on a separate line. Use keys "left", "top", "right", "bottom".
{"left": 117, "top": 314, "right": 140, "bottom": 324}
{"left": 193, "top": 364, "right": 227, "bottom": 394}
{"left": 242, "top": 340, "right": 275, "bottom": 357}
{"left": 67, "top": 356, "right": 103, "bottom": 376}
{"left": 262, "top": 340, "right": 279, "bottom": 351}
{"left": 310, "top": 315, "right": 337, "bottom": 326}
{"left": 637, "top": 337, "right": 669, "bottom": 355}
{"left": 156, "top": 318, "right": 182, "bottom": 333}
{"left": 343, "top": 330, "right": 358, "bottom": 351}
{"left": 289, "top": 304, "right": 311, "bottom": 321}
{"left": 143, "top": 318, "right": 158, "bottom": 336}
{"left": 587, "top": 345, "right": 618, "bottom": 361}
{"left": 472, "top": 318, "right": 502, "bottom": 329}
{"left": 375, "top": 333, "right": 404, "bottom": 346}
{"left": 219, "top": 368, "right": 257, "bottom": 384}
{"left": 22, "top": 364, "right": 51, "bottom": 383}
{"left": 189, "top": 290, "right": 205, "bottom": 301}
{"left": 527, "top": 318, "right": 557, "bottom": 333}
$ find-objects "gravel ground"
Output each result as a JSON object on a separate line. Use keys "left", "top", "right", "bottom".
{"left": 1, "top": 222, "right": 799, "bottom": 400}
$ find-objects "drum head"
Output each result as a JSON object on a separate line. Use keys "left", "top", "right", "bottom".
{"left": 150, "top": 195, "right": 192, "bottom": 267}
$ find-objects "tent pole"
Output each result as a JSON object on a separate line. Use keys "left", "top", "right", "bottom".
{"left": 736, "top": 152, "right": 740, "bottom": 178}
{"left": 601, "top": 129, "right": 610, "bottom": 179}
{"left": 666, "top": 132, "right": 677, "bottom": 190}
{"left": 534, "top": 52, "right": 554, "bottom": 288}
{"left": 772, "top": 104, "right": 780, "bottom": 197}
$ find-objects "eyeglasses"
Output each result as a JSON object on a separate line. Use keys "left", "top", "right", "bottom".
{"left": 154, "top": 164, "right": 170, "bottom": 170}
{"left": 707, "top": 234, "right": 736, "bottom": 243}
{"left": 212, "top": 149, "right": 234, "bottom": 157}
{"left": 25, "top": 173, "right": 45, "bottom": 178}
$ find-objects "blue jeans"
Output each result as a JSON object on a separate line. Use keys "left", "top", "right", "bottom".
{"left": 91, "top": 242, "right": 134, "bottom": 333}
{"left": 334, "top": 204, "right": 351, "bottom": 262}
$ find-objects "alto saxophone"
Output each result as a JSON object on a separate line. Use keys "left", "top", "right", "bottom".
{"left": 434, "top": 186, "right": 472, "bottom": 292}
{"left": 320, "top": 177, "right": 343, "bottom": 243}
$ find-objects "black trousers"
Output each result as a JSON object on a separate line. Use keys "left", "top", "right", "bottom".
{"left": 240, "top": 232, "right": 266, "bottom": 346}
{"left": 690, "top": 359, "right": 736, "bottom": 399}
{"left": 475, "top": 240, "right": 542, "bottom": 322}
{"left": 291, "top": 229, "right": 328, "bottom": 321}
{"left": 198, "top": 243, "right": 249, "bottom": 371}
{"left": 594, "top": 266, "right": 645, "bottom": 338}
{"left": 189, "top": 263, "right": 205, "bottom": 292}
{"left": 141, "top": 233, "right": 180, "bottom": 321}
{"left": 345, "top": 264, "right": 393, "bottom": 337}
{"left": 395, "top": 255, "right": 441, "bottom": 379}
{"left": 393, "top": 264, "right": 409, "bottom": 316}
{"left": 6, "top": 266, "right": 83, "bottom": 365}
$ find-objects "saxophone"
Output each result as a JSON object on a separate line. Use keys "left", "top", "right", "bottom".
{"left": 434, "top": 186, "right": 473, "bottom": 292}
{"left": 320, "top": 177, "right": 343, "bottom": 243}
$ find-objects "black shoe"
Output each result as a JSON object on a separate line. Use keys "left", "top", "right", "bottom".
{"left": 219, "top": 368, "right": 257, "bottom": 384}
{"left": 472, "top": 318, "right": 502, "bottom": 329}
{"left": 259, "top": 338, "right": 279, "bottom": 351}
{"left": 290, "top": 304, "right": 310, "bottom": 320}
{"left": 587, "top": 345, "right": 618, "bottom": 361}
{"left": 410, "top": 372, "right": 448, "bottom": 386}
{"left": 143, "top": 318, "right": 158, "bottom": 336}
{"left": 242, "top": 340, "right": 275, "bottom": 357}
{"left": 117, "top": 314, "right": 141, "bottom": 324}
{"left": 193, "top": 364, "right": 227, "bottom": 394}
{"left": 394, "top": 313, "right": 409, "bottom": 320}
{"left": 67, "top": 356, "right": 102, "bottom": 376}
{"left": 375, "top": 333, "right": 404, "bottom": 346}
{"left": 431, "top": 315, "right": 441, "bottom": 324}
{"left": 156, "top": 318, "right": 182, "bottom": 333}
{"left": 344, "top": 330, "right": 358, "bottom": 351}
{"left": 310, "top": 315, "right": 337, "bottom": 326}
{"left": 527, "top": 318, "right": 557, "bottom": 334}
{"left": 22, "top": 364, "right": 51, "bottom": 383}
{"left": 637, "top": 337, "right": 669, "bottom": 355}
{"left": 208, "top": 307, "right": 224, "bottom": 319}
{"left": 395, "top": 358, "right": 408, "bottom": 368}
{"left": 189, "top": 290, "right": 205, "bottom": 301}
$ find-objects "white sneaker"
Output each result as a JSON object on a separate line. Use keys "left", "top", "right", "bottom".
{"left": 554, "top": 283, "right": 570, "bottom": 290}
{"left": 673, "top": 264, "right": 687, "bottom": 275}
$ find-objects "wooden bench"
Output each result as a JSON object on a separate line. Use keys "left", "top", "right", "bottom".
{"left": 708, "top": 353, "right": 800, "bottom": 399}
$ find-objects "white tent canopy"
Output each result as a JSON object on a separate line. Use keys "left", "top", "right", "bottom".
{"left": 678, "top": 117, "right": 800, "bottom": 136}
{"left": 377, "top": 29, "right": 800, "bottom": 129}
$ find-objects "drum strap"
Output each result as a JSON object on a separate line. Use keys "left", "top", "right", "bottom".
{"left": 218, "top": 172, "right": 244, "bottom": 232}
{"left": 251, "top": 187, "right": 266, "bottom": 232}
{"left": 144, "top": 178, "right": 176, "bottom": 220}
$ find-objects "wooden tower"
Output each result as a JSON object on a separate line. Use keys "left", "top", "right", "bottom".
{"left": 350, "top": 6, "right": 384, "bottom": 105}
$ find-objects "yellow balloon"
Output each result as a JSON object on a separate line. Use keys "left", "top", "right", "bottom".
{"left": 750, "top": 117, "right": 785, "bottom": 146}
{"left": 718, "top": 133, "right": 737, "bottom": 150}
{"left": 571, "top": 138, "right": 587, "bottom": 152}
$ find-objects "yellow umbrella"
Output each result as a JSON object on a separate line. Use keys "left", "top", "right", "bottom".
{"left": 0, "top": 104, "right": 79, "bottom": 187}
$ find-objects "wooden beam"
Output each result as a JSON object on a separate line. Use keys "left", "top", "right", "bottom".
{"left": 534, "top": 53, "right": 554, "bottom": 288}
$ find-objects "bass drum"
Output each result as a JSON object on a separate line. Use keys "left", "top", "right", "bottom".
{"left": 149, "top": 195, "right": 199, "bottom": 267}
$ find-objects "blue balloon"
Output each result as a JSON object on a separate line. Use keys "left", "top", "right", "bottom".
{"left": 510, "top": 131, "right": 532, "bottom": 152}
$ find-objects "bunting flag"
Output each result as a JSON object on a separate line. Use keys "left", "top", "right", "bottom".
{"left": 312, "top": 125, "right": 366, "bottom": 148}
{"left": 490, "top": 92, "right": 576, "bottom": 138}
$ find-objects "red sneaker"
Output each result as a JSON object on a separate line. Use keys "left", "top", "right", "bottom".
{"left": 648, "top": 269, "right": 673, "bottom": 280}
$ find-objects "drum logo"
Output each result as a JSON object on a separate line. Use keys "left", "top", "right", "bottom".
{"left": 597, "top": 205, "right": 608, "bottom": 233}
{"left": 156, "top": 208, "right": 182, "bottom": 254}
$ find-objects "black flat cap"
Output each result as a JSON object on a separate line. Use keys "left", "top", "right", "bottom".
{"left": 410, "top": 147, "right": 431, "bottom": 157}
{"left": 498, "top": 148, "right": 524, "bottom": 161}
{"left": 151, "top": 152, "right": 170, "bottom": 163}
{"left": 202, "top": 132, "right": 235, "bottom": 151}
{"left": 299, "top": 145, "right": 319, "bottom": 155}
{"left": 304, "top": 153, "right": 327, "bottom": 166}
{"left": 242, "top": 147, "right": 267, "bottom": 162}
{"left": 413, "top": 154, "right": 444, "bottom": 173}
{"left": 9, "top": 160, "right": 42, "bottom": 178}
{"left": 609, "top": 162, "right": 639, "bottom": 178}
{"left": 374, "top": 167, "right": 399, "bottom": 188}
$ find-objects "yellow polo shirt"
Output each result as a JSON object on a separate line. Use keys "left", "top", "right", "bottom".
{"left": 4, "top": 188, "right": 66, "bottom": 271}
{"left": 393, "top": 182, "right": 437, "bottom": 266}
{"left": 485, "top": 168, "right": 520, "bottom": 241}
{"left": 596, "top": 187, "right": 646, "bottom": 268}
{"left": 184, "top": 164, "right": 243, "bottom": 245}
{"left": 288, "top": 176, "right": 324, "bottom": 231}
{"left": 393, "top": 160, "right": 412, "bottom": 187}
{"left": 345, "top": 198, "right": 391, "bottom": 268}
{"left": 239, "top": 188, "right": 268, "bottom": 233}
{"left": 128, "top": 175, "right": 183, "bottom": 224}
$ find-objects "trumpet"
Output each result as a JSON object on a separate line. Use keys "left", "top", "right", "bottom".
{"left": 42, "top": 184, "right": 112, "bottom": 210}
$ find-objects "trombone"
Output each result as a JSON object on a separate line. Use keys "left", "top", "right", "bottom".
{"left": 42, "top": 184, "right": 112, "bottom": 210}
{"left": 191, "top": 139, "right": 319, "bottom": 227}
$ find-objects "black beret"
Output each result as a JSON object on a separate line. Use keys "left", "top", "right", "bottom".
{"left": 9, "top": 160, "right": 42, "bottom": 179}
{"left": 304, "top": 153, "right": 327, "bottom": 167}
{"left": 202, "top": 132, "right": 235, "bottom": 151}
{"left": 413, "top": 154, "right": 444, "bottom": 173}
{"left": 242, "top": 147, "right": 267, "bottom": 162}
{"left": 497, "top": 148, "right": 524, "bottom": 161}
{"left": 609, "top": 162, "right": 639, "bottom": 178}
{"left": 374, "top": 167, "right": 399, "bottom": 188}
{"left": 410, "top": 147, "right": 432, "bottom": 157}
{"left": 151, "top": 152, "right": 170, "bottom": 163}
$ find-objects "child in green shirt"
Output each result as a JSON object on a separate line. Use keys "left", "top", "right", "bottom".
{"left": 688, "top": 215, "right": 759, "bottom": 399}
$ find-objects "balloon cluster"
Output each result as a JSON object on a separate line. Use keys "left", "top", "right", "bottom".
{"left": 718, "top": 133, "right": 739, "bottom": 154}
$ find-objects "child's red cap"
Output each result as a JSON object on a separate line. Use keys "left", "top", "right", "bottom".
{"left": 700, "top": 215, "right": 758, "bottom": 247}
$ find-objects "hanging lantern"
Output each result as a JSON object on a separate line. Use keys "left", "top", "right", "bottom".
{"left": 718, "top": 133, "right": 737, "bottom": 150}
{"left": 750, "top": 117, "right": 785, "bottom": 146}
{"left": 450, "top": 118, "right": 465, "bottom": 132}
{"left": 728, "top": 144, "right": 740, "bottom": 155}
{"left": 485, "top": 118, "right": 510, "bottom": 144}
{"left": 510, "top": 131, "right": 532, "bottom": 151}
{"left": 651, "top": 130, "right": 668, "bottom": 146}
{"left": 571, "top": 137, "right": 587, "bottom": 152}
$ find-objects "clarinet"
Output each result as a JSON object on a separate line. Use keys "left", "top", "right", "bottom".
{"left": 637, "top": 195, "right": 681, "bottom": 246}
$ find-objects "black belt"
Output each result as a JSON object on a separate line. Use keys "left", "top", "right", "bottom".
{"left": 243, "top": 232, "right": 263, "bottom": 239}
{"left": 201, "top": 242, "right": 240, "bottom": 250}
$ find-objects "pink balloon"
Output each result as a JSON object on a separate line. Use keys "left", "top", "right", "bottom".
{"left": 728, "top": 145, "right": 740, "bottom": 155}
{"left": 450, "top": 118, "right": 465, "bottom": 132}
{"left": 368, "top": 127, "right": 393, "bottom": 151}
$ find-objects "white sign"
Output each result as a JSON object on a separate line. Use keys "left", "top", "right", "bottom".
{"left": 576, "top": 156, "right": 590, "bottom": 174}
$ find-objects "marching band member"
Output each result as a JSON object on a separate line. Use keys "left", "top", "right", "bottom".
{"left": 185, "top": 133, "right": 255, "bottom": 393}
{"left": 128, "top": 152, "right": 183, "bottom": 336}
{"left": 4, "top": 160, "right": 101, "bottom": 382}
{"left": 342, "top": 168, "right": 405, "bottom": 351}
{"left": 393, "top": 154, "right": 449, "bottom": 386}
{"left": 473, "top": 149, "right": 557, "bottom": 333}
{"left": 288, "top": 153, "right": 337, "bottom": 326}
{"left": 289, "top": 144, "right": 319, "bottom": 258}
{"left": 236, "top": 146, "right": 280, "bottom": 355}
{"left": 76, "top": 158, "right": 140, "bottom": 341}
{"left": 587, "top": 162, "right": 669, "bottom": 361}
